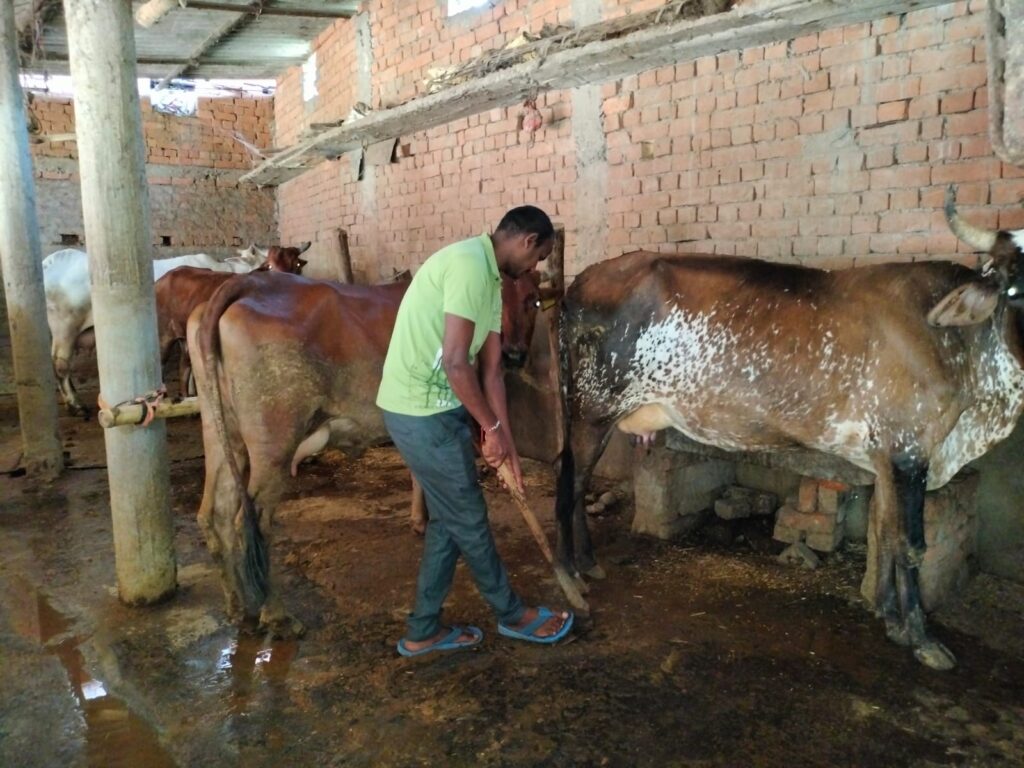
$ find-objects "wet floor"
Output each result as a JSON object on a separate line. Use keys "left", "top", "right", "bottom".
{"left": 2, "top": 391, "right": 1024, "bottom": 767}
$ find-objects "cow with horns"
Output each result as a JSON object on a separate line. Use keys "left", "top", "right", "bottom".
{"left": 187, "top": 268, "right": 542, "bottom": 637}
{"left": 554, "top": 186, "right": 1024, "bottom": 670}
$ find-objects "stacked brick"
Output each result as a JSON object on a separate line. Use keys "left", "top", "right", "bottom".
{"left": 773, "top": 476, "right": 849, "bottom": 553}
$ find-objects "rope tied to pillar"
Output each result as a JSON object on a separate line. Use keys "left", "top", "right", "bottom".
{"left": 97, "top": 384, "right": 168, "bottom": 428}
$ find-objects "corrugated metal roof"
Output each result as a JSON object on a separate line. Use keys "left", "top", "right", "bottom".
{"left": 18, "top": 1, "right": 359, "bottom": 81}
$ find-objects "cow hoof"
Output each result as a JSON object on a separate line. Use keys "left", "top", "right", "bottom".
{"left": 914, "top": 641, "right": 956, "bottom": 671}
{"left": 260, "top": 612, "right": 306, "bottom": 640}
{"left": 583, "top": 564, "right": 606, "bottom": 581}
{"left": 884, "top": 620, "right": 911, "bottom": 647}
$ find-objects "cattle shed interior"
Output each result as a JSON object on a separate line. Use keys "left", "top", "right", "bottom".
{"left": 2, "top": 2, "right": 1024, "bottom": 767}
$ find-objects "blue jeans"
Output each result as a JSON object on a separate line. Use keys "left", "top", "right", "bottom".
{"left": 382, "top": 407, "right": 525, "bottom": 641}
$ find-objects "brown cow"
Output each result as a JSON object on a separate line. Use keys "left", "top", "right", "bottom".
{"left": 188, "top": 269, "right": 541, "bottom": 636}
{"left": 554, "top": 186, "right": 1024, "bottom": 670}
{"left": 155, "top": 245, "right": 309, "bottom": 395}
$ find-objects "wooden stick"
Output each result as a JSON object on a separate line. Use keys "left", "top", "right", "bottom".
{"left": 496, "top": 463, "right": 590, "bottom": 616}
{"left": 97, "top": 396, "right": 200, "bottom": 428}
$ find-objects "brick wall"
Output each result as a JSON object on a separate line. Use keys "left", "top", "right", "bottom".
{"left": 275, "top": 0, "right": 1022, "bottom": 282}
{"left": 27, "top": 93, "right": 277, "bottom": 253}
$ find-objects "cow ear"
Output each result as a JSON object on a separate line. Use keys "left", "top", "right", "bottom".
{"left": 927, "top": 282, "right": 1000, "bottom": 327}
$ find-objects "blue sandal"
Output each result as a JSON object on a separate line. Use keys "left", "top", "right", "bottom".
{"left": 498, "top": 607, "right": 574, "bottom": 644}
{"left": 397, "top": 625, "right": 483, "bottom": 657}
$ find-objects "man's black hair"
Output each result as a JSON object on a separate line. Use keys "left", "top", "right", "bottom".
{"left": 495, "top": 205, "right": 554, "bottom": 245}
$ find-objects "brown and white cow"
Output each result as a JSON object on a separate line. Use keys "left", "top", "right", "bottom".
{"left": 554, "top": 186, "right": 1024, "bottom": 670}
{"left": 188, "top": 269, "right": 541, "bottom": 637}
{"left": 155, "top": 246, "right": 309, "bottom": 395}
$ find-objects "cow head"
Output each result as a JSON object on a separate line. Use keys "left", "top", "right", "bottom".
{"left": 500, "top": 269, "right": 542, "bottom": 369}
{"left": 262, "top": 243, "right": 310, "bottom": 274}
{"left": 932, "top": 185, "right": 1024, "bottom": 326}
{"left": 244, "top": 241, "right": 311, "bottom": 274}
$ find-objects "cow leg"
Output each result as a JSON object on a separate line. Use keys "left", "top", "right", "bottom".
{"left": 556, "top": 420, "right": 613, "bottom": 581}
{"left": 247, "top": 451, "right": 305, "bottom": 640}
{"left": 174, "top": 341, "right": 194, "bottom": 398}
{"left": 52, "top": 341, "right": 86, "bottom": 415}
{"left": 892, "top": 459, "right": 955, "bottom": 671}
{"left": 865, "top": 459, "right": 901, "bottom": 640}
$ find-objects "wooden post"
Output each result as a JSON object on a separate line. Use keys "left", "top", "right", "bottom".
{"left": 63, "top": 0, "right": 176, "bottom": 604}
{"left": 0, "top": 1, "right": 64, "bottom": 478}
{"left": 336, "top": 228, "right": 354, "bottom": 284}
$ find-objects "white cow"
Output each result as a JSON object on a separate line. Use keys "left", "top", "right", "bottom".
{"left": 43, "top": 245, "right": 270, "bottom": 414}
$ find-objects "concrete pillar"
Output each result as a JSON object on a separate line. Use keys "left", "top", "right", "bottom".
{"left": 0, "top": 0, "right": 64, "bottom": 478}
{"left": 571, "top": 0, "right": 608, "bottom": 276}
{"left": 63, "top": 0, "right": 175, "bottom": 604}
{"left": 987, "top": 1, "right": 1024, "bottom": 164}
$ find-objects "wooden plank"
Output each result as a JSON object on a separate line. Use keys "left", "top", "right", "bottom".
{"left": 241, "top": 0, "right": 950, "bottom": 187}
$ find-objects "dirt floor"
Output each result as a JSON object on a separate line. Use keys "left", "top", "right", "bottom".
{"left": 2, "top": 377, "right": 1024, "bottom": 768}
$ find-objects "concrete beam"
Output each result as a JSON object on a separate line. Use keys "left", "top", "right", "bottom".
{"left": 242, "top": 0, "right": 950, "bottom": 186}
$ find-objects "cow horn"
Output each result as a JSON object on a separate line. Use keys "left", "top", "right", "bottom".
{"left": 298, "top": 241, "right": 312, "bottom": 254}
{"left": 945, "top": 184, "right": 996, "bottom": 252}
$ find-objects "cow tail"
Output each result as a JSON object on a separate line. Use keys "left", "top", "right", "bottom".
{"left": 554, "top": 305, "right": 576, "bottom": 556}
{"left": 196, "top": 278, "right": 269, "bottom": 609}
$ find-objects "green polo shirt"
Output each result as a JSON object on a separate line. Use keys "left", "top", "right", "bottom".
{"left": 377, "top": 233, "right": 502, "bottom": 416}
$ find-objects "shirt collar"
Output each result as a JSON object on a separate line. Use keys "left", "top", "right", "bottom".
{"left": 480, "top": 233, "right": 500, "bottom": 282}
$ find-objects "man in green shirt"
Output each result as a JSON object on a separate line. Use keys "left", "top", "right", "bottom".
{"left": 378, "top": 206, "right": 574, "bottom": 657}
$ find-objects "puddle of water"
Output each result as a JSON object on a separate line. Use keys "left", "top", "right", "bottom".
{"left": 9, "top": 576, "right": 177, "bottom": 768}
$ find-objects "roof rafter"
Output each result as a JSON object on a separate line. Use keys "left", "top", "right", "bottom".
{"left": 241, "top": 0, "right": 951, "bottom": 187}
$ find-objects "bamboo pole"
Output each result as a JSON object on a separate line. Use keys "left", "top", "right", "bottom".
{"left": 98, "top": 396, "right": 200, "bottom": 429}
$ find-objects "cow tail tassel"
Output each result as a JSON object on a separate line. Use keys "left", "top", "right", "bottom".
{"left": 197, "top": 278, "right": 269, "bottom": 609}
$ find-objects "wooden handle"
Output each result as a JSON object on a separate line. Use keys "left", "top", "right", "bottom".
{"left": 496, "top": 463, "right": 590, "bottom": 615}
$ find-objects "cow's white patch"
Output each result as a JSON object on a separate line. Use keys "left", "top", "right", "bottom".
{"left": 928, "top": 322, "right": 1024, "bottom": 488}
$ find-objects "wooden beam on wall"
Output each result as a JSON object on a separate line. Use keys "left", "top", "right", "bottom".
{"left": 241, "top": 0, "right": 951, "bottom": 187}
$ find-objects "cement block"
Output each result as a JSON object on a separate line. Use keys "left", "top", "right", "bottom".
{"left": 735, "top": 462, "right": 802, "bottom": 502}
{"left": 775, "top": 505, "right": 838, "bottom": 535}
{"left": 806, "top": 527, "right": 844, "bottom": 553}
{"left": 632, "top": 447, "right": 734, "bottom": 539}
{"left": 772, "top": 522, "right": 803, "bottom": 545}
